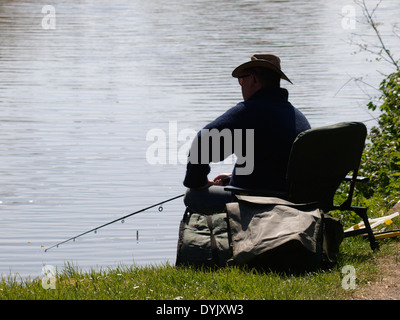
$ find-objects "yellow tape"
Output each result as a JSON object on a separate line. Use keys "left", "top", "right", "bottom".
{"left": 374, "top": 231, "right": 400, "bottom": 240}
{"left": 384, "top": 219, "right": 393, "bottom": 225}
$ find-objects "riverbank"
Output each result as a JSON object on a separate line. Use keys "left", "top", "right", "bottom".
{"left": 351, "top": 242, "right": 400, "bottom": 300}
{"left": 0, "top": 230, "right": 398, "bottom": 300}
{"left": 1, "top": 199, "right": 399, "bottom": 300}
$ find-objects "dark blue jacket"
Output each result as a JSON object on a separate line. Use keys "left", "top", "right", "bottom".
{"left": 183, "top": 87, "right": 311, "bottom": 191}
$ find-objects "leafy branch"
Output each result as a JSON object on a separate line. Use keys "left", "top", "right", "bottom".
{"left": 352, "top": 0, "right": 399, "bottom": 70}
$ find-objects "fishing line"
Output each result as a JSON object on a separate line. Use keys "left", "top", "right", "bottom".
{"left": 45, "top": 194, "right": 184, "bottom": 252}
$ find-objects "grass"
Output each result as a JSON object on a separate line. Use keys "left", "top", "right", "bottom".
{"left": 1, "top": 198, "right": 398, "bottom": 301}
{"left": 1, "top": 235, "right": 397, "bottom": 300}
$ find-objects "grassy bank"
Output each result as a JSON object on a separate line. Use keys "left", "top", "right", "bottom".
{"left": 1, "top": 234, "right": 398, "bottom": 300}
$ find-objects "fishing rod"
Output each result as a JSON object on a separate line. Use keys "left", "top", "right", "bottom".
{"left": 45, "top": 193, "right": 184, "bottom": 252}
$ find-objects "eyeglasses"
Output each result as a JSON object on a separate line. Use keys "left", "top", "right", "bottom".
{"left": 238, "top": 74, "right": 251, "bottom": 86}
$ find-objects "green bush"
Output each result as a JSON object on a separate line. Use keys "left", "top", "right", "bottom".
{"left": 358, "top": 70, "right": 400, "bottom": 207}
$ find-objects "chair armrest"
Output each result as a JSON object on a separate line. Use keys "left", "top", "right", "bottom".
{"left": 224, "top": 186, "right": 289, "bottom": 198}
{"left": 224, "top": 186, "right": 250, "bottom": 193}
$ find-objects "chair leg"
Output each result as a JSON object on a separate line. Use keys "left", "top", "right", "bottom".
{"left": 352, "top": 206, "right": 380, "bottom": 251}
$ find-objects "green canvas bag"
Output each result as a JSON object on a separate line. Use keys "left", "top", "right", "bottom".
{"left": 175, "top": 196, "right": 343, "bottom": 273}
{"left": 175, "top": 208, "right": 232, "bottom": 268}
{"left": 226, "top": 196, "right": 343, "bottom": 272}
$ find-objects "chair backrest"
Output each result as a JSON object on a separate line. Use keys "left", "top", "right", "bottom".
{"left": 286, "top": 122, "right": 367, "bottom": 210}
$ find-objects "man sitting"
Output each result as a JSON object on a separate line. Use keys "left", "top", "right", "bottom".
{"left": 183, "top": 54, "right": 311, "bottom": 214}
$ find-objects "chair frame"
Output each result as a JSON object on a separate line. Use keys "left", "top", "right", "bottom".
{"left": 225, "top": 122, "right": 379, "bottom": 251}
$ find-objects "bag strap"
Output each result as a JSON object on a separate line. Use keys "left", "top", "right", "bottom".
{"left": 206, "top": 215, "right": 219, "bottom": 265}
{"left": 236, "top": 195, "right": 319, "bottom": 208}
{"left": 175, "top": 207, "right": 191, "bottom": 266}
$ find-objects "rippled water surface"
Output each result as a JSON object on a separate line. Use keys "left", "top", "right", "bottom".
{"left": 1, "top": 0, "right": 399, "bottom": 278}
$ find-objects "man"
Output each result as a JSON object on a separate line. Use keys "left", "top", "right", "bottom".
{"left": 183, "top": 54, "right": 311, "bottom": 213}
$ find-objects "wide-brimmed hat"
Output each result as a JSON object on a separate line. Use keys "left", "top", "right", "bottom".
{"left": 232, "top": 54, "right": 292, "bottom": 84}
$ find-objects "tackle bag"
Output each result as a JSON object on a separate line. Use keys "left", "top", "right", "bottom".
{"left": 226, "top": 196, "right": 343, "bottom": 272}
{"left": 175, "top": 208, "right": 232, "bottom": 268}
{"left": 175, "top": 196, "right": 343, "bottom": 273}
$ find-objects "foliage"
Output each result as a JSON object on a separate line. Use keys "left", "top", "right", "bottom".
{"left": 358, "top": 70, "right": 400, "bottom": 208}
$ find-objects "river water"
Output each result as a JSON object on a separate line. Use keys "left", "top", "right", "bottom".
{"left": 1, "top": 0, "right": 399, "bottom": 279}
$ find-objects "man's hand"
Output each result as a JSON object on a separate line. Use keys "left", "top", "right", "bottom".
{"left": 197, "top": 180, "right": 215, "bottom": 189}
{"left": 196, "top": 173, "right": 231, "bottom": 189}
{"left": 213, "top": 173, "right": 232, "bottom": 186}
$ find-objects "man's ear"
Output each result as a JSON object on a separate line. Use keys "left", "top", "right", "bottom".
{"left": 251, "top": 74, "right": 261, "bottom": 88}
{"left": 249, "top": 74, "right": 256, "bottom": 86}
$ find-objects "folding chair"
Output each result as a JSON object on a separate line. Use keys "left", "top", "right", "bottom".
{"left": 225, "top": 121, "right": 379, "bottom": 251}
